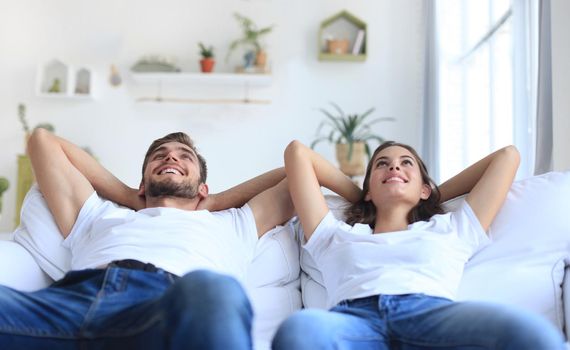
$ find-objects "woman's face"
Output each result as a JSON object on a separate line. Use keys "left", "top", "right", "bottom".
{"left": 365, "top": 145, "right": 431, "bottom": 208}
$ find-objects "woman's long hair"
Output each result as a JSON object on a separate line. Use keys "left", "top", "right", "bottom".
{"left": 345, "top": 141, "right": 444, "bottom": 228}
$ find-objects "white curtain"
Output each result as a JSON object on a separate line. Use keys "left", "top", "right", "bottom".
{"left": 421, "top": 0, "right": 440, "bottom": 182}
{"left": 534, "top": 0, "right": 553, "bottom": 174}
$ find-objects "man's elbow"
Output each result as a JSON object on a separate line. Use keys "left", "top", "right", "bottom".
{"left": 27, "top": 128, "right": 53, "bottom": 156}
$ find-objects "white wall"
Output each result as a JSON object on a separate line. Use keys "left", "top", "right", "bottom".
{"left": 0, "top": 0, "right": 426, "bottom": 230}
{"left": 551, "top": 0, "right": 570, "bottom": 171}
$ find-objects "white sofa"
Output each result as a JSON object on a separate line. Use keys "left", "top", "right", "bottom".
{"left": 1, "top": 171, "right": 570, "bottom": 349}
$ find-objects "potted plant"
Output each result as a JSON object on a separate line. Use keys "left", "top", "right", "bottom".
{"left": 198, "top": 42, "right": 215, "bottom": 73}
{"left": 311, "top": 102, "right": 395, "bottom": 177}
{"left": 18, "top": 103, "right": 55, "bottom": 138}
{"left": 227, "top": 13, "right": 274, "bottom": 71}
{"left": 0, "top": 177, "right": 9, "bottom": 218}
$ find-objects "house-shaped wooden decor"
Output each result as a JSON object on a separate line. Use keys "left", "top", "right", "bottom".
{"left": 36, "top": 59, "right": 95, "bottom": 99}
{"left": 318, "top": 10, "right": 367, "bottom": 62}
{"left": 75, "top": 68, "right": 91, "bottom": 95}
{"left": 38, "top": 59, "right": 68, "bottom": 95}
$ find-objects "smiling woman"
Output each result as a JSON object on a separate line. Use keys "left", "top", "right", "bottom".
{"left": 273, "top": 139, "right": 562, "bottom": 350}
{"left": 347, "top": 141, "right": 443, "bottom": 228}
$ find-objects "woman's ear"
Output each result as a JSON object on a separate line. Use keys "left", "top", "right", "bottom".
{"left": 420, "top": 184, "right": 432, "bottom": 200}
{"left": 364, "top": 192, "right": 371, "bottom": 202}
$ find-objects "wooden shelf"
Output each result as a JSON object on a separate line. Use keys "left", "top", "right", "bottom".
{"left": 130, "top": 72, "right": 272, "bottom": 105}
{"left": 130, "top": 72, "right": 272, "bottom": 87}
{"left": 318, "top": 53, "right": 366, "bottom": 62}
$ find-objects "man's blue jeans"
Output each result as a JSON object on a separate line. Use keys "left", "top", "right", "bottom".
{"left": 0, "top": 268, "right": 253, "bottom": 349}
{"left": 272, "top": 294, "right": 565, "bottom": 349}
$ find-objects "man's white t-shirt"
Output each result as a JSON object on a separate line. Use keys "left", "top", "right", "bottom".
{"left": 303, "top": 201, "right": 490, "bottom": 308}
{"left": 62, "top": 192, "right": 258, "bottom": 281}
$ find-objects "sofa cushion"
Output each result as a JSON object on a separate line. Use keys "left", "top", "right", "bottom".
{"left": 14, "top": 186, "right": 71, "bottom": 280}
{"left": 0, "top": 240, "right": 53, "bottom": 291}
{"left": 455, "top": 170, "right": 570, "bottom": 331}
{"left": 13, "top": 185, "right": 302, "bottom": 350}
{"left": 301, "top": 171, "right": 570, "bottom": 333}
{"left": 245, "top": 219, "right": 303, "bottom": 350}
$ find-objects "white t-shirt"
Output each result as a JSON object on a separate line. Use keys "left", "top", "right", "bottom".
{"left": 303, "top": 201, "right": 490, "bottom": 308}
{"left": 62, "top": 192, "right": 258, "bottom": 281}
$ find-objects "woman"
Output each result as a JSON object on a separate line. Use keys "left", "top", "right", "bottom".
{"left": 272, "top": 141, "right": 563, "bottom": 350}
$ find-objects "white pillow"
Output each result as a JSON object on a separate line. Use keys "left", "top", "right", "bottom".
{"left": 0, "top": 240, "right": 53, "bottom": 291}
{"left": 300, "top": 172, "right": 570, "bottom": 334}
{"left": 14, "top": 185, "right": 71, "bottom": 280}
{"left": 12, "top": 186, "right": 302, "bottom": 350}
{"left": 245, "top": 220, "right": 303, "bottom": 350}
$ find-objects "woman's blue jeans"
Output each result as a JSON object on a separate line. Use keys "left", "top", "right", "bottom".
{"left": 272, "top": 294, "right": 564, "bottom": 349}
{"left": 0, "top": 268, "right": 253, "bottom": 350}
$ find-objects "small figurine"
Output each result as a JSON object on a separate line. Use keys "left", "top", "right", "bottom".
{"left": 109, "top": 65, "right": 122, "bottom": 87}
{"left": 48, "top": 78, "right": 61, "bottom": 93}
{"left": 244, "top": 51, "right": 256, "bottom": 68}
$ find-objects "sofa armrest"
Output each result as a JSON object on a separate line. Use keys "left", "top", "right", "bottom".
{"left": 0, "top": 240, "right": 53, "bottom": 291}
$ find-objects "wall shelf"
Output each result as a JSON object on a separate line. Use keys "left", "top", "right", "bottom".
{"left": 318, "top": 10, "right": 367, "bottom": 62}
{"left": 130, "top": 72, "right": 272, "bottom": 86}
{"left": 36, "top": 59, "right": 95, "bottom": 99}
{"left": 130, "top": 72, "right": 272, "bottom": 104}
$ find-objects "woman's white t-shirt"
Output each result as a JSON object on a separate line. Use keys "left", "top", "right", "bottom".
{"left": 62, "top": 192, "right": 258, "bottom": 281}
{"left": 303, "top": 201, "right": 490, "bottom": 308}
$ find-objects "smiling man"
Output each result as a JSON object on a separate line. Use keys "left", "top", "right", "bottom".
{"left": 0, "top": 130, "right": 293, "bottom": 350}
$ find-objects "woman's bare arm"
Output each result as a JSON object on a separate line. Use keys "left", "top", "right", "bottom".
{"left": 439, "top": 145, "right": 520, "bottom": 231}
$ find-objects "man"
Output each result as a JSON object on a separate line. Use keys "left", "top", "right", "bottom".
{"left": 0, "top": 129, "right": 293, "bottom": 349}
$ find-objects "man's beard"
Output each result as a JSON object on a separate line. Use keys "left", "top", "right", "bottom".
{"left": 147, "top": 178, "right": 199, "bottom": 199}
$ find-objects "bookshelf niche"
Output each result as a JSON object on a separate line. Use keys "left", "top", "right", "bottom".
{"left": 318, "top": 10, "right": 367, "bottom": 62}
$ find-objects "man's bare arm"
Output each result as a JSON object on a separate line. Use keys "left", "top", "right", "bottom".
{"left": 248, "top": 178, "right": 294, "bottom": 237}
{"left": 198, "top": 167, "right": 286, "bottom": 211}
{"left": 28, "top": 130, "right": 141, "bottom": 236}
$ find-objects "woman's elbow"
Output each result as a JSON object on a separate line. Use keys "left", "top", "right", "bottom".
{"left": 284, "top": 140, "right": 306, "bottom": 162}
{"left": 502, "top": 145, "right": 520, "bottom": 166}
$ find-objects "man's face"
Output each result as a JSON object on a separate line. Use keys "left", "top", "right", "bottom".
{"left": 141, "top": 141, "right": 205, "bottom": 199}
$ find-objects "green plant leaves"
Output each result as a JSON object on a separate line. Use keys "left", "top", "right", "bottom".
{"left": 311, "top": 103, "right": 394, "bottom": 160}
{"left": 227, "top": 13, "right": 274, "bottom": 61}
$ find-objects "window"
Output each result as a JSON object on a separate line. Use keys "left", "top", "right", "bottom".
{"left": 436, "top": 0, "right": 536, "bottom": 181}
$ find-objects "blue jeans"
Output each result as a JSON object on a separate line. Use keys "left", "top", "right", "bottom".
{"left": 272, "top": 294, "right": 564, "bottom": 349}
{"left": 0, "top": 268, "right": 253, "bottom": 350}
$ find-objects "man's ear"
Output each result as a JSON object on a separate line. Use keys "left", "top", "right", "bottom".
{"left": 138, "top": 180, "right": 145, "bottom": 197}
{"left": 420, "top": 184, "right": 432, "bottom": 200}
{"left": 198, "top": 183, "right": 209, "bottom": 199}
